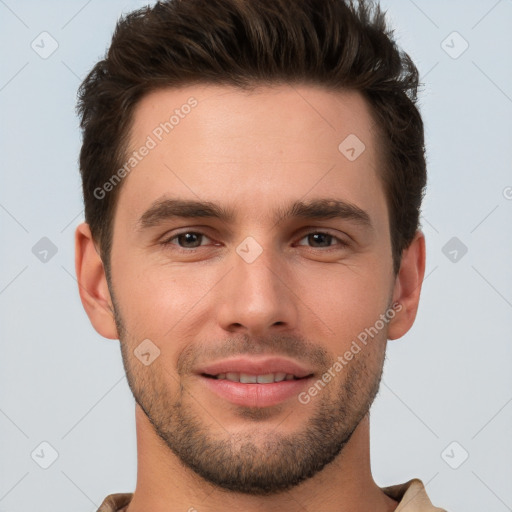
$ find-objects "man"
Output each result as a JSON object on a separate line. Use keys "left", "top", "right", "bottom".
{"left": 74, "top": 0, "right": 448, "bottom": 510}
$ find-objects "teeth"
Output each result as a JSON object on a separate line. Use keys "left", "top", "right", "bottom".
{"left": 256, "top": 374, "right": 275, "bottom": 384}
{"left": 214, "top": 372, "right": 298, "bottom": 383}
{"left": 240, "top": 373, "right": 257, "bottom": 383}
{"left": 274, "top": 372, "right": 287, "bottom": 382}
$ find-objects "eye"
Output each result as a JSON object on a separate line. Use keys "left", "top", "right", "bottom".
{"left": 159, "top": 229, "right": 349, "bottom": 252}
{"left": 160, "top": 231, "right": 213, "bottom": 250}
{"left": 295, "top": 231, "right": 349, "bottom": 249}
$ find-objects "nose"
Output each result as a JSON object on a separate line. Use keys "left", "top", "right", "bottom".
{"left": 216, "top": 242, "right": 299, "bottom": 337}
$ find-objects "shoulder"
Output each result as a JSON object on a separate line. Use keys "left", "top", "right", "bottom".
{"left": 96, "top": 492, "right": 133, "bottom": 512}
{"left": 381, "top": 478, "right": 449, "bottom": 512}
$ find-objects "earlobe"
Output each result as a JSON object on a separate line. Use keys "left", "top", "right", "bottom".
{"left": 387, "top": 230, "right": 426, "bottom": 341}
{"left": 74, "top": 222, "right": 119, "bottom": 340}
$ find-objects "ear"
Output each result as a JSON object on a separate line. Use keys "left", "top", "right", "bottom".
{"left": 387, "top": 230, "right": 426, "bottom": 341}
{"left": 74, "top": 222, "right": 118, "bottom": 340}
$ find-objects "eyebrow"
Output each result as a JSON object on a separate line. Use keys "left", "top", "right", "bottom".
{"left": 137, "top": 197, "right": 373, "bottom": 231}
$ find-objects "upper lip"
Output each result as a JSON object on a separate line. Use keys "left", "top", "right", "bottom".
{"left": 197, "top": 356, "right": 314, "bottom": 378}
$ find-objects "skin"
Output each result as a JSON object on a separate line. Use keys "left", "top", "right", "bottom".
{"left": 75, "top": 83, "right": 425, "bottom": 512}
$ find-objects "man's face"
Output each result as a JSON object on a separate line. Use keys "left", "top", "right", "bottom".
{"left": 108, "top": 84, "right": 397, "bottom": 494}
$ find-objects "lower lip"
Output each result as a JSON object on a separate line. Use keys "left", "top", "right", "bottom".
{"left": 199, "top": 375, "right": 312, "bottom": 408}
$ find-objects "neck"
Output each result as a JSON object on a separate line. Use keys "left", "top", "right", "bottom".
{"left": 125, "top": 406, "right": 398, "bottom": 512}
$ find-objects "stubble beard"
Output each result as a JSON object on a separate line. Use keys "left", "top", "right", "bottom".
{"left": 112, "top": 298, "right": 386, "bottom": 495}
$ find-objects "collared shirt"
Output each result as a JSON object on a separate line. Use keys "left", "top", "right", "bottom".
{"left": 380, "top": 478, "right": 448, "bottom": 511}
{"left": 96, "top": 477, "right": 448, "bottom": 511}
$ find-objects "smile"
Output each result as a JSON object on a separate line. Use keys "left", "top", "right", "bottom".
{"left": 203, "top": 372, "right": 304, "bottom": 383}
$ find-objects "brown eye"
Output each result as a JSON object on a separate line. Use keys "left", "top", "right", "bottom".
{"left": 296, "top": 231, "right": 349, "bottom": 249}
{"left": 161, "top": 231, "right": 211, "bottom": 249}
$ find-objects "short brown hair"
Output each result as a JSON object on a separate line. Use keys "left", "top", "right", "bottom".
{"left": 77, "top": 0, "right": 426, "bottom": 276}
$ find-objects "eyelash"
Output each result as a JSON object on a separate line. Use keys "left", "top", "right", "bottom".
{"left": 160, "top": 230, "right": 349, "bottom": 252}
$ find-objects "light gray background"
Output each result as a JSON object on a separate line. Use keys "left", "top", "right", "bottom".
{"left": 1, "top": 0, "right": 511, "bottom": 511}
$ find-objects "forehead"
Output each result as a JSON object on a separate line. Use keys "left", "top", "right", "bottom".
{"left": 117, "top": 83, "right": 387, "bottom": 231}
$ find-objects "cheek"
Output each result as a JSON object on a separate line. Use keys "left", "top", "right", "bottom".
{"left": 111, "top": 232, "right": 393, "bottom": 347}
{"left": 303, "top": 264, "right": 391, "bottom": 344}
{"left": 113, "top": 257, "right": 213, "bottom": 340}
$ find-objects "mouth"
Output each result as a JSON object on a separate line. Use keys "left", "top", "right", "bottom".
{"left": 202, "top": 372, "right": 307, "bottom": 383}
{"left": 196, "top": 357, "right": 315, "bottom": 408}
